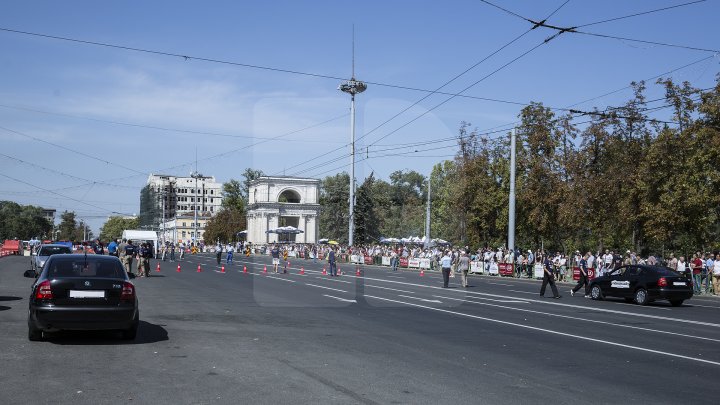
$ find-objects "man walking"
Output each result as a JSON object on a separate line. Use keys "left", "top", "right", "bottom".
{"left": 458, "top": 251, "right": 471, "bottom": 288}
{"left": 440, "top": 250, "right": 452, "bottom": 288}
{"left": 226, "top": 244, "right": 234, "bottom": 265}
{"left": 138, "top": 242, "right": 151, "bottom": 277}
{"left": 328, "top": 248, "right": 337, "bottom": 277}
{"left": 216, "top": 244, "right": 223, "bottom": 265}
{"left": 123, "top": 240, "right": 137, "bottom": 277}
{"left": 540, "top": 252, "right": 561, "bottom": 299}
{"left": 271, "top": 245, "right": 281, "bottom": 273}
{"left": 571, "top": 253, "right": 590, "bottom": 297}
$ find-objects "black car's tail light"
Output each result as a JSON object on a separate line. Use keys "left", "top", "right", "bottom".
{"left": 120, "top": 282, "right": 135, "bottom": 301}
{"left": 657, "top": 277, "right": 667, "bottom": 287}
{"left": 35, "top": 280, "right": 53, "bottom": 299}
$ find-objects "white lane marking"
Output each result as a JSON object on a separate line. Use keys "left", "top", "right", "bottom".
{"left": 616, "top": 302, "right": 670, "bottom": 311}
{"left": 266, "top": 276, "right": 296, "bottom": 283}
{"left": 508, "top": 290, "right": 537, "bottom": 295}
{"left": 350, "top": 276, "right": 720, "bottom": 328}
{"left": 686, "top": 303, "right": 720, "bottom": 309}
{"left": 435, "top": 295, "right": 529, "bottom": 304}
{"left": 365, "top": 285, "right": 416, "bottom": 294}
{"left": 304, "top": 283, "right": 349, "bottom": 294}
{"left": 364, "top": 294, "right": 720, "bottom": 367}
{"left": 434, "top": 294, "right": 720, "bottom": 344}
{"left": 397, "top": 294, "right": 441, "bottom": 303}
{"left": 315, "top": 276, "right": 352, "bottom": 284}
{"left": 385, "top": 275, "right": 405, "bottom": 279}
{"left": 322, "top": 294, "right": 356, "bottom": 303}
{"left": 487, "top": 282, "right": 512, "bottom": 286}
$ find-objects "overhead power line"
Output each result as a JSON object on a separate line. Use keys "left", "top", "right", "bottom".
{"left": 576, "top": 0, "right": 707, "bottom": 28}
{"left": 572, "top": 30, "right": 720, "bottom": 54}
{"left": 0, "top": 172, "right": 133, "bottom": 217}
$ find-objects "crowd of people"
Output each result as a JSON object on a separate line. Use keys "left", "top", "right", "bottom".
{"left": 76, "top": 236, "right": 720, "bottom": 297}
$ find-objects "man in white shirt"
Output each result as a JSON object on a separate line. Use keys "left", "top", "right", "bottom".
{"left": 712, "top": 254, "right": 720, "bottom": 295}
{"left": 440, "top": 251, "right": 453, "bottom": 288}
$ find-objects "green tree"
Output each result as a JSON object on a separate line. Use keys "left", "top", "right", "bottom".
{"left": 241, "top": 168, "right": 264, "bottom": 203}
{"left": 319, "top": 172, "right": 349, "bottom": 243}
{"left": 58, "top": 211, "right": 77, "bottom": 241}
{"left": 0, "top": 202, "right": 51, "bottom": 240}
{"left": 222, "top": 179, "right": 245, "bottom": 212}
{"left": 354, "top": 173, "right": 379, "bottom": 244}
{"left": 203, "top": 207, "right": 246, "bottom": 244}
{"left": 99, "top": 216, "right": 140, "bottom": 242}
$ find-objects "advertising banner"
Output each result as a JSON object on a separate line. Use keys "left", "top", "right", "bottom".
{"left": 534, "top": 263, "right": 544, "bottom": 279}
{"left": 399, "top": 257, "right": 409, "bottom": 268}
{"left": 408, "top": 258, "right": 421, "bottom": 268}
{"left": 419, "top": 258, "right": 431, "bottom": 269}
{"left": 572, "top": 267, "right": 596, "bottom": 280}
{"left": 382, "top": 256, "right": 391, "bottom": 266}
{"left": 470, "top": 261, "right": 482, "bottom": 273}
{"left": 488, "top": 262, "right": 499, "bottom": 275}
{"left": 498, "top": 263, "right": 514, "bottom": 277}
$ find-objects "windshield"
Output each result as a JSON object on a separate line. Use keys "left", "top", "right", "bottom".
{"left": 46, "top": 258, "right": 126, "bottom": 278}
{"left": 38, "top": 246, "right": 72, "bottom": 256}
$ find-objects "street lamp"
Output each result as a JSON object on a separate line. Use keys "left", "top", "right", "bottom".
{"left": 190, "top": 171, "right": 202, "bottom": 246}
{"left": 339, "top": 77, "right": 366, "bottom": 247}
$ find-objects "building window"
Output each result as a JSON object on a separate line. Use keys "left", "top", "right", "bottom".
{"left": 182, "top": 231, "right": 186, "bottom": 237}
{"left": 182, "top": 222, "right": 186, "bottom": 227}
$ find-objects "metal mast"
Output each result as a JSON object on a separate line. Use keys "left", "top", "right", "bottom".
{"left": 508, "top": 128, "right": 517, "bottom": 253}
{"left": 339, "top": 27, "right": 366, "bottom": 247}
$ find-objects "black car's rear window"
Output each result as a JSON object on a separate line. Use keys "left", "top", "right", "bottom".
{"left": 650, "top": 267, "right": 681, "bottom": 276}
{"left": 47, "top": 258, "right": 126, "bottom": 278}
{"left": 38, "top": 246, "right": 72, "bottom": 256}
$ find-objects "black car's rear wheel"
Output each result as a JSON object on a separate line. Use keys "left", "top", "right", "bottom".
{"left": 28, "top": 320, "right": 43, "bottom": 341}
{"left": 634, "top": 288, "right": 649, "bottom": 305}
{"left": 590, "top": 284, "right": 603, "bottom": 300}
{"left": 121, "top": 314, "right": 139, "bottom": 341}
{"left": 669, "top": 299, "right": 684, "bottom": 307}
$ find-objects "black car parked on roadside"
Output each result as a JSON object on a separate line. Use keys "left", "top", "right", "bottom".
{"left": 589, "top": 264, "right": 693, "bottom": 306}
{"left": 24, "top": 254, "right": 139, "bottom": 341}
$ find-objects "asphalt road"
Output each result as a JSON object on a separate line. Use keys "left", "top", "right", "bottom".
{"left": 2, "top": 253, "right": 719, "bottom": 404}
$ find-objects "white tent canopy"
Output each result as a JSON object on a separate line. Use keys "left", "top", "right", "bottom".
{"left": 121, "top": 230, "right": 159, "bottom": 252}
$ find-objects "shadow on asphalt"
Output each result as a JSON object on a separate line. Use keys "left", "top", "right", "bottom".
{"left": 0, "top": 305, "right": 10, "bottom": 311}
{"left": 0, "top": 296, "right": 22, "bottom": 302}
{"left": 46, "top": 321, "right": 169, "bottom": 345}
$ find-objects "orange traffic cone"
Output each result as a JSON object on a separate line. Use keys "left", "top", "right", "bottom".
{"left": 243, "top": 265, "right": 248, "bottom": 274}
{"left": 263, "top": 265, "right": 268, "bottom": 274}
{"left": 197, "top": 264, "right": 202, "bottom": 273}
{"left": 356, "top": 266, "right": 361, "bottom": 276}
{"left": 176, "top": 264, "right": 181, "bottom": 272}
{"left": 156, "top": 263, "right": 161, "bottom": 272}
{"left": 300, "top": 267, "right": 305, "bottom": 275}
{"left": 420, "top": 269, "right": 425, "bottom": 277}
{"left": 221, "top": 266, "right": 225, "bottom": 273}
{"left": 322, "top": 267, "right": 327, "bottom": 275}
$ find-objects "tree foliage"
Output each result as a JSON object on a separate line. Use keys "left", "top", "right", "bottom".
{"left": 318, "top": 76, "right": 720, "bottom": 254}
{"left": 99, "top": 216, "right": 139, "bottom": 242}
{"left": 203, "top": 207, "right": 246, "bottom": 244}
{"left": 0, "top": 201, "right": 52, "bottom": 240}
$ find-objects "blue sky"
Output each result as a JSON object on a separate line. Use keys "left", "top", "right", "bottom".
{"left": 1, "top": 0, "right": 718, "bottom": 234}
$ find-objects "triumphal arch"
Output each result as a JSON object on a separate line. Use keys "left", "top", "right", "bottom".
{"left": 246, "top": 176, "right": 320, "bottom": 244}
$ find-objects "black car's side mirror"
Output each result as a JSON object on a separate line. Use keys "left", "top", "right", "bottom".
{"left": 23, "top": 269, "right": 37, "bottom": 278}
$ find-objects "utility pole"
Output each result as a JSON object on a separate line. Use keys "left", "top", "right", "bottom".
{"left": 508, "top": 128, "right": 517, "bottom": 253}
{"left": 424, "top": 179, "right": 431, "bottom": 249}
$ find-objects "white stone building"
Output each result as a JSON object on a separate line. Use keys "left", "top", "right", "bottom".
{"left": 246, "top": 176, "right": 320, "bottom": 244}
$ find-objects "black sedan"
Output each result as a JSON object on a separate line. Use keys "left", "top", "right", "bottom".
{"left": 589, "top": 265, "right": 693, "bottom": 306}
{"left": 25, "top": 254, "right": 139, "bottom": 341}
